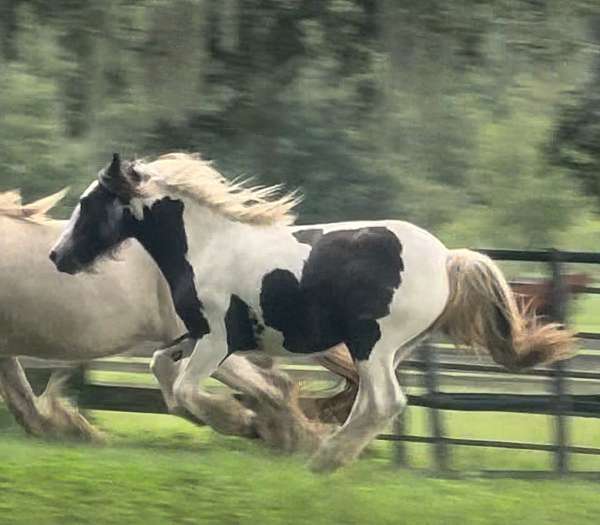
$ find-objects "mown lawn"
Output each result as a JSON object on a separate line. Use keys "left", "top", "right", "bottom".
{"left": 2, "top": 409, "right": 600, "bottom": 525}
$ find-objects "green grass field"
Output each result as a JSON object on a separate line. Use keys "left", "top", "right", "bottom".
{"left": 1, "top": 408, "right": 599, "bottom": 525}
{"left": 2, "top": 406, "right": 600, "bottom": 525}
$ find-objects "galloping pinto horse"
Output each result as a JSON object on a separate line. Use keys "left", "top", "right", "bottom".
{"left": 51, "top": 153, "right": 575, "bottom": 471}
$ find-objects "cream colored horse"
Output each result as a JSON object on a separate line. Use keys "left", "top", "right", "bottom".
{"left": 0, "top": 189, "right": 355, "bottom": 448}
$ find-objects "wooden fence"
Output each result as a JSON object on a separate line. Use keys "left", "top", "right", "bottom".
{"left": 19, "top": 248, "right": 600, "bottom": 476}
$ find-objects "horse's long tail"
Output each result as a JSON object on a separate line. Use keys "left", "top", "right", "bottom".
{"left": 437, "top": 249, "right": 575, "bottom": 370}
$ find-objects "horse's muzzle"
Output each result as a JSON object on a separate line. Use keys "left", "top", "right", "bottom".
{"left": 49, "top": 250, "right": 81, "bottom": 275}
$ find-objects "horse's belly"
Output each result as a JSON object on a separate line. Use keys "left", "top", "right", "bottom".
{"left": 254, "top": 324, "right": 341, "bottom": 357}
{"left": 255, "top": 326, "right": 291, "bottom": 356}
{"left": 0, "top": 321, "right": 161, "bottom": 361}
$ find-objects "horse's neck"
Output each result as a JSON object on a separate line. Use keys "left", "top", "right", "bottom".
{"left": 181, "top": 200, "right": 307, "bottom": 298}
{"left": 181, "top": 201, "right": 241, "bottom": 257}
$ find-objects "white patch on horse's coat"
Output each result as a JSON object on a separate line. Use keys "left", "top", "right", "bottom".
{"left": 180, "top": 198, "right": 308, "bottom": 322}
{"left": 125, "top": 194, "right": 166, "bottom": 223}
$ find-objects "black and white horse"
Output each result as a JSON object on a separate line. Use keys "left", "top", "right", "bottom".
{"left": 50, "top": 152, "right": 574, "bottom": 471}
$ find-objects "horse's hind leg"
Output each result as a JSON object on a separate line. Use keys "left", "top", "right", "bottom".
{"left": 306, "top": 345, "right": 359, "bottom": 424}
{"left": 309, "top": 337, "right": 406, "bottom": 473}
{"left": 215, "top": 354, "right": 330, "bottom": 453}
{"left": 152, "top": 342, "right": 326, "bottom": 451}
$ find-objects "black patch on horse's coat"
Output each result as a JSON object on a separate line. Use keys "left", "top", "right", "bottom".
{"left": 292, "top": 228, "right": 324, "bottom": 246}
{"left": 301, "top": 227, "right": 404, "bottom": 320}
{"left": 345, "top": 320, "right": 382, "bottom": 361}
{"left": 260, "top": 227, "right": 404, "bottom": 360}
{"left": 260, "top": 269, "right": 344, "bottom": 354}
{"left": 225, "top": 294, "right": 257, "bottom": 354}
{"left": 130, "top": 197, "right": 210, "bottom": 339}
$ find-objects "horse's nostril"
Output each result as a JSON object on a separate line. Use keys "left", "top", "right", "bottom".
{"left": 49, "top": 250, "right": 57, "bottom": 263}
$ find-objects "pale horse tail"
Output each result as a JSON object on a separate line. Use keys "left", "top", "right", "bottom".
{"left": 436, "top": 249, "right": 575, "bottom": 370}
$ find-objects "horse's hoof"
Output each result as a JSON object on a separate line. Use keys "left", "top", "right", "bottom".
{"left": 308, "top": 450, "right": 347, "bottom": 474}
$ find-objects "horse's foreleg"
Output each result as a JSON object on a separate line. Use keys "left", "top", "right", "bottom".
{"left": 151, "top": 339, "right": 335, "bottom": 453}
{"left": 152, "top": 338, "right": 258, "bottom": 438}
{"left": 0, "top": 356, "right": 49, "bottom": 435}
{"left": 36, "top": 371, "right": 103, "bottom": 441}
{"left": 150, "top": 338, "right": 195, "bottom": 416}
{"left": 213, "top": 354, "right": 287, "bottom": 402}
{"left": 172, "top": 332, "right": 259, "bottom": 438}
{"left": 0, "top": 357, "right": 101, "bottom": 441}
{"left": 215, "top": 354, "right": 329, "bottom": 453}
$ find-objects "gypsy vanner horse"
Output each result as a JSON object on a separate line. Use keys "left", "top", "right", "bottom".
{"left": 50, "top": 153, "right": 574, "bottom": 471}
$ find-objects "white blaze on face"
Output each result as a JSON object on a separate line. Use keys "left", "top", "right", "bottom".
{"left": 51, "top": 203, "right": 80, "bottom": 254}
{"left": 50, "top": 180, "right": 97, "bottom": 254}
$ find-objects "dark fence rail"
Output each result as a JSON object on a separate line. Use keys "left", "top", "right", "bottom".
{"left": 478, "top": 248, "right": 600, "bottom": 264}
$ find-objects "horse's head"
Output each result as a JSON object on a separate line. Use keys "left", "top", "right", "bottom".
{"left": 50, "top": 153, "right": 148, "bottom": 274}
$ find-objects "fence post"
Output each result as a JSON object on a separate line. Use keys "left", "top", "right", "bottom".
{"left": 550, "top": 249, "right": 569, "bottom": 476}
{"left": 420, "top": 343, "right": 450, "bottom": 471}
{"left": 67, "top": 364, "right": 87, "bottom": 405}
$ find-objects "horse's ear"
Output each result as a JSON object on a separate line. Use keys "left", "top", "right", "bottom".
{"left": 108, "top": 153, "right": 121, "bottom": 177}
{"left": 99, "top": 152, "right": 134, "bottom": 197}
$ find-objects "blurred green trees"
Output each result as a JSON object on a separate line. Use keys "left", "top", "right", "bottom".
{"left": 1, "top": 0, "right": 599, "bottom": 248}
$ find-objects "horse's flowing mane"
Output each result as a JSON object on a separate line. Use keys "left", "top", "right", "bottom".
{"left": 0, "top": 188, "right": 68, "bottom": 223}
{"left": 134, "top": 153, "right": 301, "bottom": 226}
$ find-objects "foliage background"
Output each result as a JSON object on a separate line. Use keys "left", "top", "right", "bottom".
{"left": 2, "top": 0, "right": 600, "bottom": 249}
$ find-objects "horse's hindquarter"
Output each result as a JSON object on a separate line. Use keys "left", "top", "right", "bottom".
{"left": 377, "top": 221, "right": 450, "bottom": 344}
{"left": 0, "top": 217, "right": 178, "bottom": 359}
{"left": 296, "top": 220, "right": 451, "bottom": 346}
